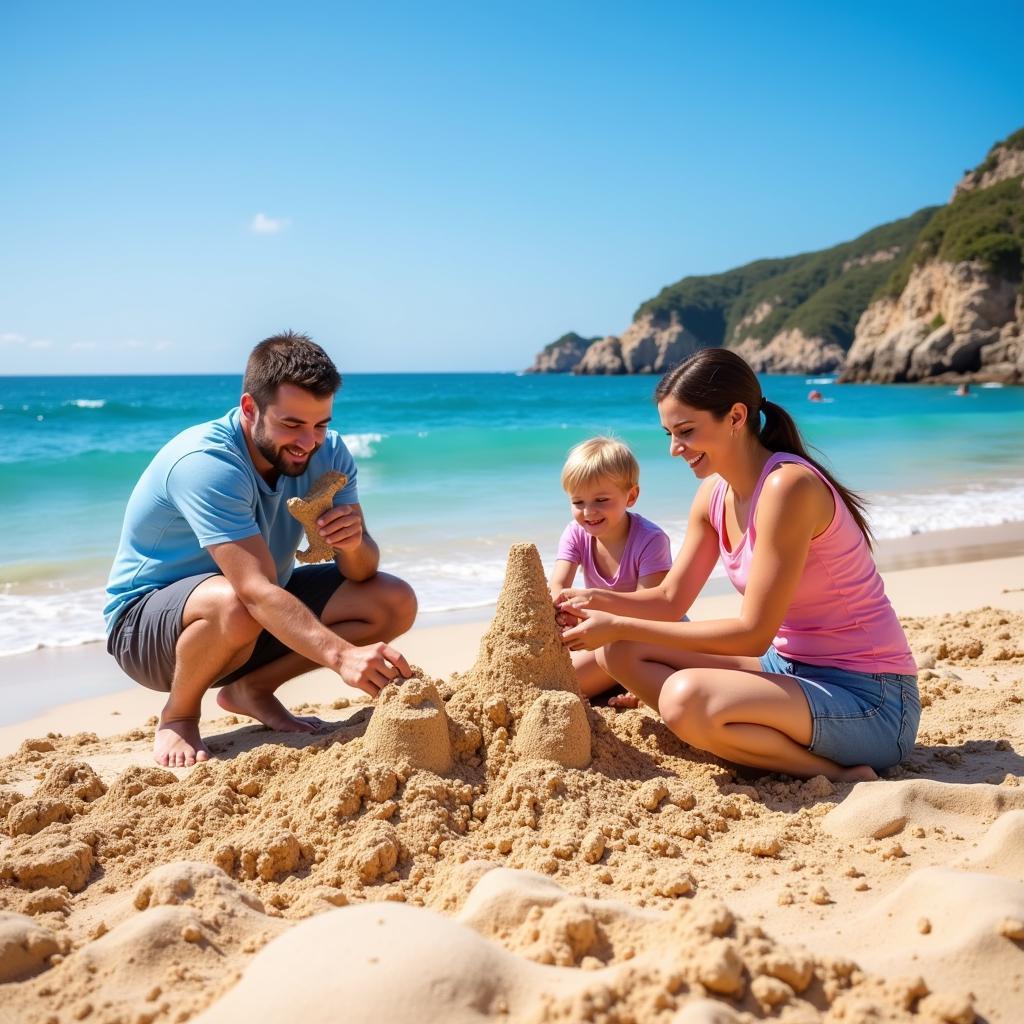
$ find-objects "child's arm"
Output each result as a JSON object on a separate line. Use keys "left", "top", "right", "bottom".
{"left": 549, "top": 559, "right": 579, "bottom": 602}
{"left": 557, "top": 479, "right": 719, "bottom": 620}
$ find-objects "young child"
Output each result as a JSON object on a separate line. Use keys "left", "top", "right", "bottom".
{"left": 549, "top": 436, "right": 673, "bottom": 698}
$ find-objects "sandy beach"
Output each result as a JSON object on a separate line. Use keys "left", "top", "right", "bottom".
{"left": 1, "top": 540, "right": 1023, "bottom": 1022}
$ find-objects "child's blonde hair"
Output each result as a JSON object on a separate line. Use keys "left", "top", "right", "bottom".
{"left": 560, "top": 436, "right": 639, "bottom": 494}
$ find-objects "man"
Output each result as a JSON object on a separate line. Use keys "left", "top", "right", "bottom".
{"left": 105, "top": 331, "right": 416, "bottom": 768}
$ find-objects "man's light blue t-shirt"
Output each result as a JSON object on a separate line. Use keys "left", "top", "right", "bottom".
{"left": 104, "top": 407, "right": 358, "bottom": 633}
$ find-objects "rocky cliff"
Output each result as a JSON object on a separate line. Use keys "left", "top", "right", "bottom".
{"left": 841, "top": 260, "right": 1024, "bottom": 383}
{"left": 527, "top": 126, "right": 1023, "bottom": 383}
{"left": 841, "top": 130, "right": 1024, "bottom": 383}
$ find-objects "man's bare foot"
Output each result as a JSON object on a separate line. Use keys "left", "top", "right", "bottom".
{"left": 216, "top": 682, "right": 324, "bottom": 734}
{"left": 607, "top": 692, "right": 640, "bottom": 710}
{"left": 155, "top": 717, "right": 211, "bottom": 768}
{"left": 835, "top": 764, "right": 879, "bottom": 783}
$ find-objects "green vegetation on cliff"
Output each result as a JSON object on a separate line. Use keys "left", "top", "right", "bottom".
{"left": 542, "top": 331, "right": 599, "bottom": 353}
{"left": 634, "top": 207, "right": 937, "bottom": 352}
{"left": 964, "top": 127, "right": 1024, "bottom": 182}
{"left": 881, "top": 175, "right": 1024, "bottom": 294}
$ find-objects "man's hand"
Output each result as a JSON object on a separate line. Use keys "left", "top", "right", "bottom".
{"left": 337, "top": 642, "right": 412, "bottom": 698}
{"left": 318, "top": 504, "right": 364, "bottom": 553}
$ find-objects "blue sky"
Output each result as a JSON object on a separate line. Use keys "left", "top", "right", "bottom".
{"left": 2, "top": 1, "right": 1022, "bottom": 374}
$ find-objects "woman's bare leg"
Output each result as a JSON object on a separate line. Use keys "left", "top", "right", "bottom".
{"left": 601, "top": 640, "right": 763, "bottom": 710}
{"left": 602, "top": 640, "right": 876, "bottom": 780}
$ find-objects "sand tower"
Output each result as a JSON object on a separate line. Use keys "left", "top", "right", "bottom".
{"left": 469, "top": 543, "right": 579, "bottom": 698}
{"left": 363, "top": 677, "right": 453, "bottom": 774}
{"left": 453, "top": 543, "right": 591, "bottom": 768}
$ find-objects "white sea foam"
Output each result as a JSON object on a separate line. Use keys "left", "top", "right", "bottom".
{"left": 804, "top": 377, "right": 835, "bottom": 385}
{"left": 65, "top": 399, "right": 107, "bottom": 409}
{"left": 342, "top": 432, "right": 384, "bottom": 458}
{"left": 3, "top": 476, "right": 1024, "bottom": 658}
{"left": 869, "top": 479, "right": 1024, "bottom": 538}
{"left": 0, "top": 586, "right": 107, "bottom": 658}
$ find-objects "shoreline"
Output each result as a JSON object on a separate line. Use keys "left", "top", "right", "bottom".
{"left": 1, "top": 531, "right": 1023, "bottom": 755}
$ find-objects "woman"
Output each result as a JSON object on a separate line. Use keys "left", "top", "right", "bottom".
{"left": 556, "top": 348, "right": 919, "bottom": 781}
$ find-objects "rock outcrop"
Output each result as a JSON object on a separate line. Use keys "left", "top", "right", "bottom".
{"left": 733, "top": 330, "right": 845, "bottom": 375}
{"left": 524, "top": 333, "right": 597, "bottom": 373}
{"left": 574, "top": 335, "right": 625, "bottom": 374}
{"left": 952, "top": 139, "right": 1024, "bottom": 199}
{"left": 574, "top": 314, "right": 704, "bottom": 375}
{"left": 841, "top": 260, "right": 1024, "bottom": 383}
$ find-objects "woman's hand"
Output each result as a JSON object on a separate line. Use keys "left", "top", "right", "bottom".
{"left": 553, "top": 587, "right": 591, "bottom": 628}
{"left": 560, "top": 607, "right": 620, "bottom": 651}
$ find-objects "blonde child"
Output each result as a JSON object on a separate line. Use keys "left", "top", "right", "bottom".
{"left": 549, "top": 437, "right": 672, "bottom": 698}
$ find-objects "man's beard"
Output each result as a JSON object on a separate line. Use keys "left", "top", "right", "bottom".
{"left": 252, "top": 420, "right": 320, "bottom": 478}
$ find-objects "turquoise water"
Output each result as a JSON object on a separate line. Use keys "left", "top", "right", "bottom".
{"left": 2, "top": 372, "right": 1023, "bottom": 657}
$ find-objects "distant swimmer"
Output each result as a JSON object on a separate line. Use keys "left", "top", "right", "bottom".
{"left": 955, "top": 383, "right": 971, "bottom": 397}
{"left": 808, "top": 389, "right": 824, "bottom": 402}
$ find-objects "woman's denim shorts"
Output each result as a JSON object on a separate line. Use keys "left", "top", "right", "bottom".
{"left": 759, "top": 647, "right": 921, "bottom": 772}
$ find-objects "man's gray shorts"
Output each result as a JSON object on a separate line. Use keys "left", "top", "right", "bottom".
{"left": 106, "top": 565, "right": 344, "bottom": 693}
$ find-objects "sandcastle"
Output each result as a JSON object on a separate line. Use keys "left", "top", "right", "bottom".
{"left": 446, "top": 542, "right": 592, "bottom": 770}
{"left": 365, "top": 542, "right": 592, "bottom": 773}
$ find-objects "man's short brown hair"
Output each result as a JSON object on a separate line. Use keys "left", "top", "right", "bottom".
{"left": 243, "top": 331, "right": 342, "bottom": 409}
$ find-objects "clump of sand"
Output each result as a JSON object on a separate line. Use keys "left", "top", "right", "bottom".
{"left": 0, "top": 544, "right": 1022, "bottom": 1023}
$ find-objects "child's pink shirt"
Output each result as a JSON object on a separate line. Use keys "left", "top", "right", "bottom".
{"left": 557, "top": 512, "right": 673, "bottom": 592}
{"left": 710, "top": 452, "right": 916, "bottom": 674}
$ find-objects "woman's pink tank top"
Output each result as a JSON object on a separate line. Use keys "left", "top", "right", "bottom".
{"left": 709, "top": 452, "right": 916, "bottom": 674}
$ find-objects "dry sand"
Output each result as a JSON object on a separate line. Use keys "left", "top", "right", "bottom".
{"left": 1, "top": 547, "right": 1023, "bottom": 1023}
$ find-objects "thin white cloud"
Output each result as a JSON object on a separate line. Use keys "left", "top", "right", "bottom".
{"left": 154, "top": 340, "right": 173, "bottom": 351}
{"left": 250, "top": 212, "right": 291, "bottom": 235}
{"left": 28, "top": 338, "right": 52, "bottom": 349}
{"left": 71, "top": 341, "right": 97, "bottom": 351}
{"left": 121, "top": 339, "right": 146, "bottom": 349}
{"left": 1, "top": 331, "right": 26, "bottom": 346}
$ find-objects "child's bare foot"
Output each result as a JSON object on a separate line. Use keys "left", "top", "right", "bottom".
{"left": 835, "top": 764, "right": 879, "bottom": 783}
{"left": 155, "top": 716, "right": 211, "bottom": 768}
{"left": 607, "top": 692, "right": 640, "bottom": 710}
{"left": 217, "top": 682, "right": 324, "bottom": 734}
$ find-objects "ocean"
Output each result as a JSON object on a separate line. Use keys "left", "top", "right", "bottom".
{"left": 1, "top": 372, "right": 1023, "bottom": 659}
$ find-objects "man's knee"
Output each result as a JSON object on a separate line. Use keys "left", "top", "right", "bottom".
{"left": 658, "top": 671, "right": 711, "bottom": 740}
{"left": 199, "top": 580, "right": 262, "bottom": 649}
{"left": 330, "top": 572, "right": 417, "bottom": 637}
{"left": 378, "top": 574, "right": 417, "bottom": 635}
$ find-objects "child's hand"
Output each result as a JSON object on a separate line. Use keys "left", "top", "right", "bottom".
{"left": 560, "top": 608, "right": 619, "bottom": 651}
{"left": 553, "top": 588, "right": 589, "bottom": 628}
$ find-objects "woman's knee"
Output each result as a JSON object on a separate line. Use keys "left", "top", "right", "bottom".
{"left": 658, "top": 671, "right": 711, "bottom": 738}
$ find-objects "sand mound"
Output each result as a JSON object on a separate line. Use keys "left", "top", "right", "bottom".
{"left": 191, "top": 900, "right": 550, "bottom": 1024}
{"left": 955, "top": 809, "right": 1024, "bottom": 879}
{"left": 823, "top": 778, "right": 1024, "bottom": 840}
{"left": 842, "top": 866, "right": 1024, "bottom": 1016}
{"left": 192, "top": 866, "right": 947, "bottom": 1024}
{"left": 904, "top": 607, "right": 1024, "bottom": 666}
{"left": 2, "top": 543, "right": 1022, "bottom": 1022}
{"left": 0, "top": 911, "right": 62, "bottom": 982}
